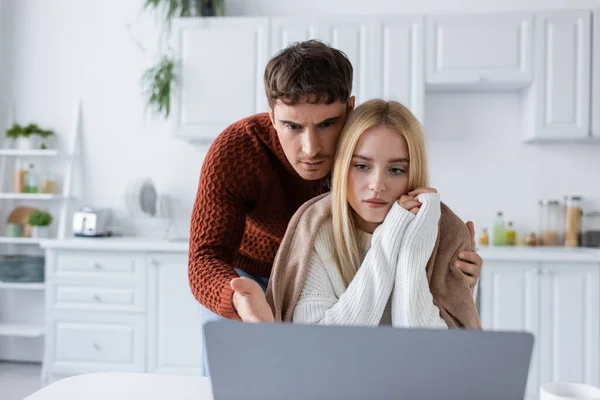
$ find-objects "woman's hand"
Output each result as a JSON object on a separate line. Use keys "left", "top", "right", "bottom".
{"left": 398, "top": 187, "right": 438, "bottom": 215}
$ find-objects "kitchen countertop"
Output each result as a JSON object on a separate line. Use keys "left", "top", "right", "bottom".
{"left": 39, "top": 238, "right": 600, "bottom": 261}
{"left": 39, "top": 236, "right": 190, "bottom": 252}
{"left": 477, "top": 246, "right": 600, "bottom": 262}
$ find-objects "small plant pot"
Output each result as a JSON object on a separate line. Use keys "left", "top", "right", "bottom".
{"left": 30, "top": 226, "right": 50, "bottom": 238}
{"left": 15, "top": 137, "right": 36, "bottom": 150}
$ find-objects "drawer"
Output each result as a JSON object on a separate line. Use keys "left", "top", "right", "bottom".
{"left": 51, "top": 315, "right": 145, "bottom": 372}
{"left": 51, "top": 251, "right": 143, "bottom": 281}
{"left": 51, "top": 283, "right": 145, "bottom": 312}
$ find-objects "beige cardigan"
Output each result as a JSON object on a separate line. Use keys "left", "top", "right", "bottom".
{"left": 265, "top": 193, "right": 481, "bottom": 329}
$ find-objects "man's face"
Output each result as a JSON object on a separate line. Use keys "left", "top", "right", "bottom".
{"left": 269, "top": 97, "right": 355, "bottom": 181}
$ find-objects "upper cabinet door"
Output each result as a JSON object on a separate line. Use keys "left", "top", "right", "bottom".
{"left": 271, "top": 17, "right": 372, "bottom": 105}
{"left": 172, "top": 18, "right": 270, "bottom": 142}
{"left": 526, "top": 11, "right": 592, "bottom": 141}
{"left": 371, "top": 16, "right": 425, "bottom": 122}
{"left": 592, "top": 10, "right": 600, "bottom": 139}
{"left": 426, "top": 13, "right": 533, "bottom": 89}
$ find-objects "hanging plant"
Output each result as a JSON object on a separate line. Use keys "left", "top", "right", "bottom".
{"left": 141, "top": 0, "right": 226, "bottom": 119}
{"left": 142, "top": 55, "right": 177, "bottom": 118}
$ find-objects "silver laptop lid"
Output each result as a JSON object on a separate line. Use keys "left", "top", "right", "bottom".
{"left": 205, "top": 321, "right": 533, "bottom": 400}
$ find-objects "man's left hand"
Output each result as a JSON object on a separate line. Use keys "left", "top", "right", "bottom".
{"left": 454, "top": 221, "right": 483, "bottom": 291}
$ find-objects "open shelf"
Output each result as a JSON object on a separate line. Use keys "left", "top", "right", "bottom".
{"left": 0, "top": 193, "right": 63, "bottom": 200}
{"left": 0, "top": 322, "right": 44, "bottom": 338}
{"left": 0, "top": 149, "right": 60, "bottom": 157}
{"left": 0, "top": 281, "right": 45, "bottom": 290}
{"left": 0, "top": 237, "right": 44, "bottom": 244}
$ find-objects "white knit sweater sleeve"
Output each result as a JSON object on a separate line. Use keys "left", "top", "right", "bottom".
{"left": 392, "top": 192, "right": 448, "bottom": 329}
{"left": 292, "top": 204, "right": 414, "bottom": 326}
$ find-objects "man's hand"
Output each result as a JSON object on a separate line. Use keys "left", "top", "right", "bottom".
{"left": 454, "top": 221, "right": 483, "bottom": 291}
{"left": 231, "top": 277, "right": 274, "bottom": 323}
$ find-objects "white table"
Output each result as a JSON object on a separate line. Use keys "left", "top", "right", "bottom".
{"left": 25, "top": 373, "right": 213, "bottom": 400}
{"left": 24, "top": 372, "right": 539, "bottom": 400}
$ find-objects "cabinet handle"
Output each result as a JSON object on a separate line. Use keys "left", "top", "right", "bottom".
{"left": 147, "top": 257, "right": 157, "bottom": 265}
{"left": 93, "top": 342, "right": 101, "bottom": 350}
{"left": 93, "top": 294, "right": 102, "bottom": 302}
{"left": 91, "top": 262, "right": 101, "bottom": 270}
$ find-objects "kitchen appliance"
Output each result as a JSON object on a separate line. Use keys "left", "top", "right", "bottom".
{"left": 72, "top": 207, "right": 112, "bottom": 237}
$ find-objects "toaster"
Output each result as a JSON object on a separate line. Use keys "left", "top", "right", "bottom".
{"left": 72, "top": 207, "right": 112, "bottom": 237}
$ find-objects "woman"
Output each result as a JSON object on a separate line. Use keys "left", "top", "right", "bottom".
{"left": 232, "top": 100, "right": 480, "bottom": 328}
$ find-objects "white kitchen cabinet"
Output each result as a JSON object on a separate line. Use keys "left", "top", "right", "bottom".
{"left": 171, "top": 18, "right": 270, "bottom": 142}
{"left": 147, "top": 254, "right": 204, "bottom": 375}
{"left": 592, "top": 10, "right": 600, "bottom": 139}
{"left": 537, "top": 263, "right": 599, "bottom": 388}
{"left": 524, "top": 11, "right": 592, "bottom": 142}
{"left": 41, "top": 241, "right": 198, "bottom": 385}
{"left": 480, "top": 262, "right": 540, "bottom": 395}
{"left": 425, "top": 13, "right": 533, "bottom": 89}
{"left": 370, "top": 16, "right": 425, "bottom": 122}
{"left": 480, "top": 255, "right": 600, "bottom": 396}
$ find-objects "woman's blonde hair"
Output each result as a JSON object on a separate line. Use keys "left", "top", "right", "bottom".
{"left": 331, "top": 99, "right": 429, "bottom": 286}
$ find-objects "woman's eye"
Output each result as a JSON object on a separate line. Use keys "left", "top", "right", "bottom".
{"left": 354, "top": 163, "right": 369, "bottom": 171}
{"left": 390, "top": 168, "right": 405, "bottom": 175}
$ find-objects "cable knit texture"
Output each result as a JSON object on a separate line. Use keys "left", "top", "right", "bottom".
{"left": 188, "top": 113, "right": 327, "bottom": 319}
{"left": 266, "top": 193, "right": 481, "bottom": 329}
{"left": 293, "top": 194, "right": 448, "bottom": 328}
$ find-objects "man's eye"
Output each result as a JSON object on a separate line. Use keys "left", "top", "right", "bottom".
{"left": 285, "top": 123, "right": 300, "bottom": 130}
{"left": 320, "top": 121, "right": 335, "bottom": 128}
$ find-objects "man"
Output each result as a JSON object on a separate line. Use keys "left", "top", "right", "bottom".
{"left": 188, "top": 40, "right": 483, "bottom": 373}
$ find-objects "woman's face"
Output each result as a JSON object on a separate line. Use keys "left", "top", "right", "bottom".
{"left": 346, "top": 125, "right": 410, "bottom": 233}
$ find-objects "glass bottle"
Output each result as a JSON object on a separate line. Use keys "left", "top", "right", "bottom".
{"left": 24, "top": 163, "right": 38, "bottom": 193}
{"left": 493, "top": 211, "right": 506, "bottom": 246}
{"left": 565, "top": 196, "right": 583, "bottom": 247}
{"left": 538, "top": 199, "right": 563, "bottom": 246}
{"left": 506, "top": 221, "right": 516, "bottom": 246}
{"left": 479, "top": 228, "right": 489, "bottom": 246}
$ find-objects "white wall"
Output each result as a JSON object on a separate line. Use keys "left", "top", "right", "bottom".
{"left": 1, "top": 0, "right": 600, "bottom": 240}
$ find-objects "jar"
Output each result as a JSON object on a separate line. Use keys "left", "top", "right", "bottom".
{"left": 582, "top": 211, "right": 600, "bottom": 248}
{"left": 538, "top": 199, "right": 562, "bottom": 246}
{"left": 564, "top": 196, "right": 583, "bottom": 247}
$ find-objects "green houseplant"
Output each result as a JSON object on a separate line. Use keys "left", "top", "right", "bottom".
{"left": 4, "top": 123, "right": 56, "bottom": 150}
{"left": 28, "top": 210, "right": 53, "bottom": 238}
{"left": 141, "top": 0, "right": 225, "bottom": 119}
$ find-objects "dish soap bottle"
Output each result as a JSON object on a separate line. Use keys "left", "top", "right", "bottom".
{"left": 24, "top": 163, "right": 38, "bottom": 193}
{"left": 506, "top": 221, "right": 516, "bottom": 246}
{"left": 493, "top": 211, "right": 507, "bottom": 246}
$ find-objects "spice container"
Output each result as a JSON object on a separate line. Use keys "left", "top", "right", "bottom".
{"left": 582, "top": 211, "right": 600, "bottom": 248}
{"left": 564, "top": 196, "right": 583, "bottom": 247}
{"left": 538, "top": 199, "right": 562, "bottom": 246}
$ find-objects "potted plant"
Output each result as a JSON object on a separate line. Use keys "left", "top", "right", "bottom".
{"left": 5, "top": 123, "right": 36, "bottom": 150}
{"left": 28, "top": 210, "right": 53, "bottom": 238}
{"left": 37, "top": 129, "right": 56, "bottom": 150}
{"left": 141, "top": 0, "right": 225, "bottom": 119}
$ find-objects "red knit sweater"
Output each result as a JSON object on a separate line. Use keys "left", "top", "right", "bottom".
{"left": 188, "top": 113, "right": 328, "bottom": 319}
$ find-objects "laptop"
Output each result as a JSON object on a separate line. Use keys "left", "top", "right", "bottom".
{"left": 205, "top": 321, "right": 534, "bottom": 400}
